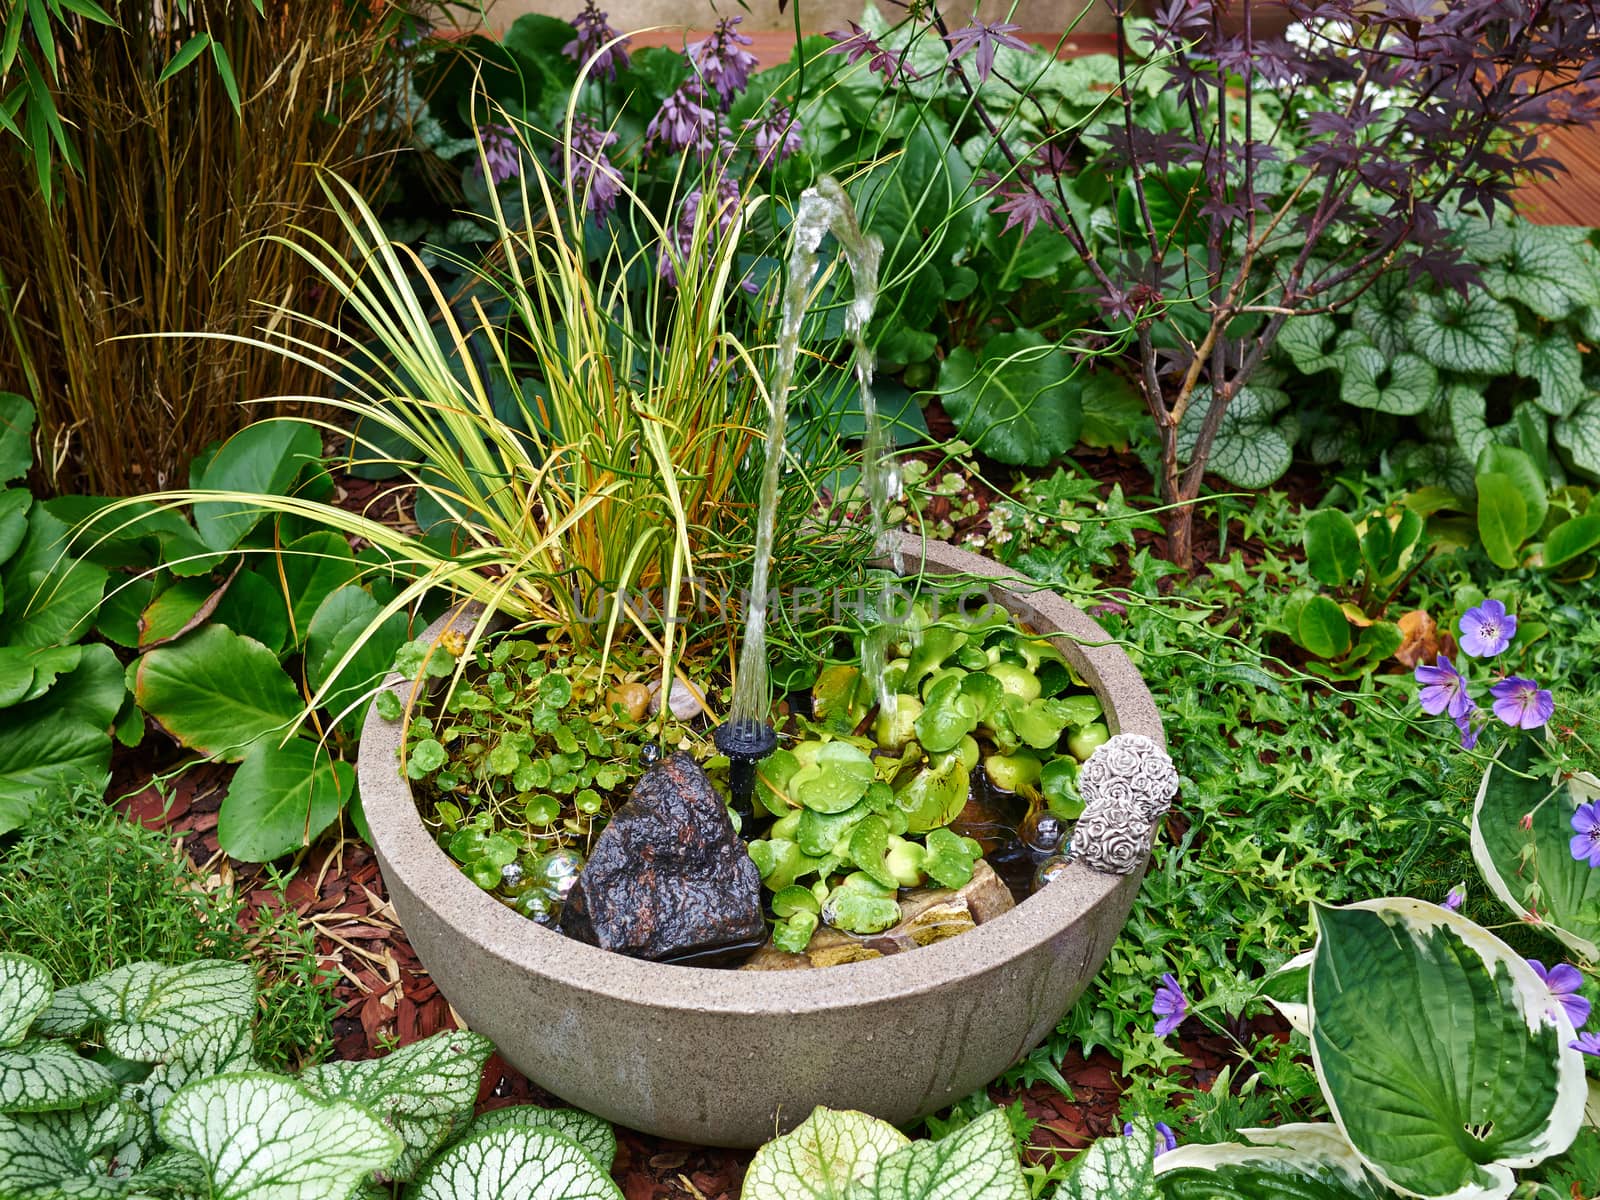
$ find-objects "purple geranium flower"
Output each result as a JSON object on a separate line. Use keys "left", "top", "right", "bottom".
{"left": 1152, "top": 973, "right": 1187, "bottom": 1037}
{"left": 479, "top": 123, "right": 521, "bottom": 185}
{"left": 1490, "top": 677, "right": 1554, "bottom": 730}
{"left": 1572, "top": 801, "right": 1600, "bottom": 868}
{"left": 646, "top": 85, "right": 719, "bottom": 155}
{"left": 1458, "top": 598, "right": 1516, "bottom": 658}
{"left": 1415, "top": 654, "right": 1471, "bottom": 719}
{"left": 1454, "top": 703, "right": 1483, "bottom": 750}
{"left": 745, "top": 107, "right": 802, "bottom": 170}
{"left": 943, "top": 19, "right": 1031, "bottom": 85}
{"left": 823, "top": 21, "right": 918, "bottom": 84}
{"left": 1529, "top": 960, "right": 1591, "bottom": 1028}
{"left": 1443, "top": 883, "right": 1466, "bottom": 911}
{"left": 1124, "top": 1121, "right": 1178, "bottom": 1155}
{"left": 552, "top": 115, "right": 622, "bottom": 219}
{"left": 688, "top": 16, "right": 759, "bottom": 107}
{"left": 1573, "top": 1032, "right": 1600, "bottom": 1056}
{"left": 562, "top": 0, "right": 630, "bottom": 81}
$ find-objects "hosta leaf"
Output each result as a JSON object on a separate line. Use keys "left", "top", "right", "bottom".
{"left": 463, "top": 1105, "right": 617, "bottom": 1171}
{"left": 1514, "top": 335, "right": 1584, "bottom": 417}
{"left": 938, "top": 332, "right": 1082, "bottom": 467}
{"left": 1259, "top": 949, "right": 1312, "bottom": 1037}
{"left": 299, "top": 1030, "right": 493, "bottom": 1183}
{"left": 1482, "top": 223, "right": 1576, "bottom": 319}
{"left": 135, "top": 625, "right": 303, "bottom": 762}
{"left": 0, "top": 1040, "right": 118, "bottom": 1113}
{"left": 161, "top": 1072, "right": 401, "bottom": 1200}
{"left": 0, "top": 954, "right": 51, "bottom": 1048}
{"left": 1405, "top": 290, "right": 1516, "bottom": 376}
{"left": 1472, "top": 739, "right": 1600, "bottom": 960}
{"left": 1337, "top": 345, "right": 1436, "bottom": 415}
{"left": 741, "top": 1106, "right": 910, "bottom": 1200}
{"left": 1176, "top": 385, "right": 1295, "bottom": 489}
{"left": 1310, "top": 898, "right": 1586, "bottom": 1200}
{"left": 407, "top": 1124, "right": 622, "bottom": 1200}
{"left": 857, "top": 1108, "right": 1027, "bottom": 1200}
{"left": 1051, "top": 1121, "right": 1158, "bottom": 1200}
{"left": 1277, "top": 314, "right": 1338, "bottom": 374}
{"left": 125, "top": 1014, "right": 254, "bottom": 1128}
{"left": 1155, "top": 1123, "right": 1397, "bottom": 1199}
{"left": 217, "top": 738, "right": 354, "bottom": 863}
{"left": 1554, "top": 394, "right": 1600, "bottom": 480}
{"left": 42, "top": 961, "right": 254, "bottom": 1063}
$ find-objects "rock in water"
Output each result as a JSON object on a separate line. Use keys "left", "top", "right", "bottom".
{"left": 560, "top": 753, "right": 766, "bottom": 963}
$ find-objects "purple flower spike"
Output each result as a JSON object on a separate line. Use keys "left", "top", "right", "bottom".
{"left": 688, "top": 16, "right": 759, "bottom": 106}
{"left": 1443, "top": 883, "right": 1466, "bottom": 911}
{"left": 1415, "top": 655, "right": 1471, "bottom": 719}
{"left": 1458, "top": 598, "right": 1516, "bottom": 658}
{"left": 1572, "top": 1032, "right": 1600, "bottom": 1057}
{"left": 479, "top": 123, "right": 521, "bottom": 185}
{"left": 1529, "top": 960, "right": 1591, "bottom": 1029}
{"left": 562, "top": 0, "right": 630, "bottom": 81}
{"left": 552, "top": 115, "right": 622, "bottom": 219}
{"left": 1571, "top": 802, "right": 1600, "bottom": 868}
{"left": 1490, "top": 677, "right": 1554, "bottom": 730}
{"left": 1124, "top": 1121, "right": 1178, "bottom": 1154}
{"left": 1152, "top": 973, "right": 1187, "bottom": 1037}
{"left": 745, "top": 107, "right": 803, "bottom": 170}
{"left": 646, "top": 85, "right": 718, "bottom": 155}
{"left": 943, "top": 19, "right": 1031, "bottom": 85}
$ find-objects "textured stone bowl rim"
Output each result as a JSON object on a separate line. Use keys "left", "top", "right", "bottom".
{"left": 360, "top": 530, "right": 1163, "bottom": 1016}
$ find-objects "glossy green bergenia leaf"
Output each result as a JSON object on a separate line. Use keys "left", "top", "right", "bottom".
{"left": 217, "top": 737, "right": 354, "bottom": 863}
{"left": 161, "top": 1072, "right": 401, "bottom": 1200}
{"left": 1155, "top": 1123, "right": 1397, "bottom": 1200}
{"left": 1472, "top": 739, "right": 1600, "bottom": 960}
{"left": 0, "top": 954, "right": 51, "bottom": 1048}
{"left": 189, "top": 419, "right": 322, "bottom": 552}
{"left": 460, "top": 1104, "right": 617, "bottom": 1172}
{"left": 1309, "top": 898, "right": 1586, "bottom": 1200}
{"left": 0, "top": 394, "right": 35, "bottom": 484}
{"left": 135, "top": 625, "right": 303, "bottom": 762}
{"left": 741, "top": 1106, "right": 910, "bottom": 1200}
{"left": 299, "top": 1030, "right": 493, "bottom": 1182}
{"left": 408, "top": 1123, "right": 622, "bottom": 1200}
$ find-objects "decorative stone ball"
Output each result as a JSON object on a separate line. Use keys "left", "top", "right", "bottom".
{"left": 1031, "top": 854, "right": 1071, "bottom": 891}
{"left": 1077, "top": 733, "right": 1179, "bottom": 820}
{"left": 1068, "top": 798, "right": 1152, "bottom": 876}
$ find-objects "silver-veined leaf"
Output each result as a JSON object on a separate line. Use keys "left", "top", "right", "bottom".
{"left": 1554, "top": 394, "right": 1600, "bottom": 480}
{"left": 1051, "top": 1120, "right": 1158, "bottom": 1200}
{"left": 39, "top": 961, "right": 254, "bottom": 1062}
{"left": 1176, "top": 385, "right": 1297, "bottom": 489}
{"left": 0, "top": 1100, "right": 141, "bottom": 1197}
{"left": 0, "top": 1039, "right": 117, "bottom": 1113}
{"left": 741, "top": 1106, "right": 910, "bottom": 1200}
{"left": 161, "top": 1072, "right": 402, "bottom": 1200}
{"left": 1405, "top": 290, "right": 1517, "bottom": 376}
{"left": 1337, "top": 345, "right": 1436, "bottom": 415}
{"left": 1471, "top": 739, "right": 1600, "bottom": 960}
{"left": 299, "top": 1030, "right": 493, "bottom": 1183}
{"left": 124, "top": 1012, "right": 254, "bottom": 1129}
{"left": 406, "top": 1124, "right": 623, "bottom": 1200}
{"left": 463, "top": 1104, "right": 617, "bottom": 1171}
{"left": 1309, "top": 898, "right": 1585, "bottom": 1200}
{"left": 858, "top": 1108, "right": 1027, "bottom": 1200}
{"left": 0, "top": 954, "right": 51, "bottom": 1048}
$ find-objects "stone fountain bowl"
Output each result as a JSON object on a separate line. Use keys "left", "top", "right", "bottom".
{"left": 359, "top": 532, "right": 1164, "bottom": 1147}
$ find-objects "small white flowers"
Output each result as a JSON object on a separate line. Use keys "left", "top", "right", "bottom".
{"left": 1068, "top": 734, "right": 1179, "bottom": 877}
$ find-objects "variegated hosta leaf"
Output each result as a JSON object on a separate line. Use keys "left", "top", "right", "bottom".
{"left": 1050, "top": 1121, "right": 1158, "bottom": 1200}
{"left": 406, "top": 1124, "right": 623, "bottom": 1200}
{"left": 43, "top": 961, "right": 254, "bottom": 1063}
{"left": 160, "top": 1072, "right": 402, "bottom": 1200}
{"left": 0, "top": 1039, "right": 118, "bottom": 1113}
{"left": 0, "top": 1100, "right": 141, "bottom": 1198}
{"left": 1310, "top": 899, "right": 1586, "bottom": 1200}
{"left": 0, "top": 954, "right": 52, "bottom": 1049}
{"left": 1155, "top": 1123, "right": 1398, "bottom": 1199}
{"left": 124, "top": 1014, "right": 254, "bottom": 1129}
{"left": 741, "top": 1106, "right": 910, "bottom": 1200}
{"left": 299, "top": 1030, "right": 493, "bottom": 1183}
{"left": 857, "top": 1108, "right": 1027, "bottom": 1200}
{"left": 1258, "top": 950, "right": 1312, "bottom": 1038}
{"left": 464, "top": 1104, "right": 617, "bottom": 1171}
{"left": 1471, "top": 739, "right": 1600, "bottom": 960}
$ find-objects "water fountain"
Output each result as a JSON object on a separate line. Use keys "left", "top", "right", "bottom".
{"left": 715, "top": 177, "right": 897, "bottom": 812}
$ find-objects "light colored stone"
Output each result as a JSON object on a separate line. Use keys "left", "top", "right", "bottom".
{"left": 647, "top": 677, "right": 707, "bottom": 721}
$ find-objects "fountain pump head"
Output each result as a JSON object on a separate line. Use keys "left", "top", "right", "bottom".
{"left": 714, "top": 719, "right": 777, "bottom": 820}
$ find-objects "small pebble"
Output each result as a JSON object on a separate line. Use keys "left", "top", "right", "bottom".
{"left": 647, "top": 678, "right": 707, "bottom": 721}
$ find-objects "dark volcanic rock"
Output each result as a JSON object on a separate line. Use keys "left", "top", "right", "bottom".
{"left": 560, "top": 753, "right": 766, "bottom": 963}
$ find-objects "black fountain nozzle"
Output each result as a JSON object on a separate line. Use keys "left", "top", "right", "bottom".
{"left": 714, "top": 718, "right": 777, "bottom": 821}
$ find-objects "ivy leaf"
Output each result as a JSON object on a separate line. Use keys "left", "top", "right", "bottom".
{"left": 1337, "top": 345, "right": 1436, "bottom": 415}
{"left": 1405, "top": 290, "right": 1517, "bottom": 375}
{"left": 1554, "top": 394, "right": 1600, "bottom": 480}
{"left": 299, "top": 1030, "right": 493, "bottom": 1183}
{"left": 857, "top": 1107, "right": 1027, "bottom": 1200}
{"left": 1482, "top": 223, "right": 1576, "bottom": 320}
{"left": 1177, "top": 385, "right": 1296, "bottom": 489}
{"left": 742, "top": 1106, "right": 910, "bottom": 1200}
{"left": 37, "top": 961, "right": 254, "bottom": 1062}
{"left": 1514, "top": 334, "right": 1585, "bottom": 417}
{"left": 939, "top": 332, "right": 1083, "bottom": 467}
{"left": 0, "top": 954, "right": 51, "bottom": 1048}
{"left": 161, "top": 1072, "right": 402, "bottom": 1200}
{"left": 459, "top": 1105, "right": 618, "bottom": 1171}
{"left": 408, "top": 1124, "right": 623, "bottom": 1200}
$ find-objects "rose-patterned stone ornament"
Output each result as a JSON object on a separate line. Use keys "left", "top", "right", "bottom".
{"left": 1067, "top": 798, "right": 1151, "bottom": 876}
{"left": 1077, "top": 733, "right": 1179, "bottom": 820}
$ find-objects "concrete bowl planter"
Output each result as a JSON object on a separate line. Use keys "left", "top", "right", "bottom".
{"left": 359, "top": 531, "right": 1164, "bottom": 1148}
